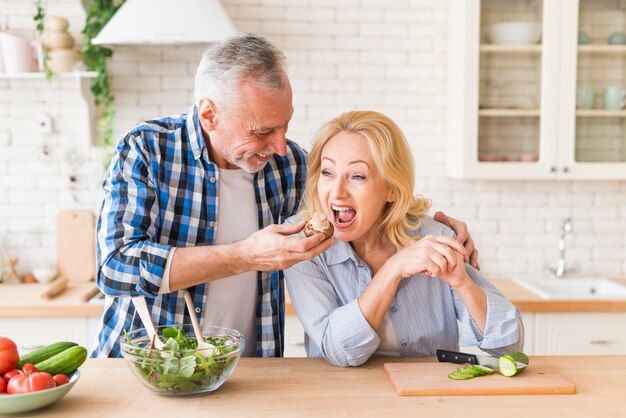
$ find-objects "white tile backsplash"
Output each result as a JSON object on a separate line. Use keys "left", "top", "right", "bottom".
{"left": 0, "top": 0, "right": 624, "bottom": 278}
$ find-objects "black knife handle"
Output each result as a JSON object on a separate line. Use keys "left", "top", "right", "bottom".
{"left": 436, "top": 349, "right": 479, "bottom": 365}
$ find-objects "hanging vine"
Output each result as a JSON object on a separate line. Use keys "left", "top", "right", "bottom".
{"left": 81, "top": 0, "right": 124, "bottom": 154}
{"left": 33, "top": 0, "right": 52, "bottom": 79}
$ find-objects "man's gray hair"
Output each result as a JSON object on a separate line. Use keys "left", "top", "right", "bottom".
{"left": 194, "top": 33, "right": 287, "bottom": 106}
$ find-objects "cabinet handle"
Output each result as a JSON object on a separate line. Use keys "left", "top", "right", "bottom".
{"left": 288, "top": 340, "right": 305, "bottom": 346}
{"left": 550, "top": 166, "right": 557, "bottom": 173}
{"left": 589, "top": 339, "right": 612, "bottom": 345}
{"left": 563, "top": 166, "right": 569, "bottom": 173}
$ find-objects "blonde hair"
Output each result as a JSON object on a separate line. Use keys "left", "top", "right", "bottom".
{"left": 304, "top": 110, "right": 431, "bottom": 248}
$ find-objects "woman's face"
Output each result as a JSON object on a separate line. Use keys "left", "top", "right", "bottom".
{"left": 317, "top": 131, "right": 393, "bottom": 243}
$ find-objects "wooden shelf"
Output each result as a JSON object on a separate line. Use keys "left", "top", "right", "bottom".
{"left": 480, "top": 44, "right": 542, "bottom": 54}
{"left": 577, "top": 45, "right": 626, "bottom": 54}
{"left": 0, "top": 71, "right": 98, "bottom": 79}
{"left": 478, "top": 108, "right": 541, "bottom": 117}
{"left": 576, "top": 109, "right": 626, "bottom": 117}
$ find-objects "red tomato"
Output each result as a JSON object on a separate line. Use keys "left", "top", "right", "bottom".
{"left": 0, "top": 337, "right": 19, "bottom": 375}
{"left": 53, "top": 374, "right": 70, "bottom": 386}
{"left": 3, "top": 369, "right": 21, "bottom": 382}
{"left": 21, "top": 363, "right": 37, "bottom": 375}
{"left": 7, "top": 372, "right": 56, "bottom": 394}
{"left": 0, "top": 377, "right": 6, "bottom": 393}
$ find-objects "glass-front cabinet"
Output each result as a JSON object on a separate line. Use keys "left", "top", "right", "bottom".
{"left": 447, "top": 0, "right": 626, "bottom": 179}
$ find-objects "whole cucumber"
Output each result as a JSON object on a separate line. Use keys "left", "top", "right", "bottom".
{"left": 17, "top": 341, "right": 78, "bottom": 369}
{"left": 34, "top": 345, "right": 87, "bottom": 375}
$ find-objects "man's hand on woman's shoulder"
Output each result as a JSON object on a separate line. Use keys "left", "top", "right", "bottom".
{"left": 433, "top": 211, "right": 479, "bottom": 270}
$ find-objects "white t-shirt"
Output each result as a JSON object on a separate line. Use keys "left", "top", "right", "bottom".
{"left": 160, "top": 167, "right": 258, "bottom": 356}
{"left": 203, "top": 168, "right": 258, "bottom": 356}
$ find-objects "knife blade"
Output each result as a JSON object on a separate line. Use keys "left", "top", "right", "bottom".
{"left": 436, "top": 349, "right": 527, "bottom": 370}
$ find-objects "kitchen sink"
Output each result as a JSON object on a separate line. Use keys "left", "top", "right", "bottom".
{"left": 513, "top": 278, "right": 626, "bottom": 300}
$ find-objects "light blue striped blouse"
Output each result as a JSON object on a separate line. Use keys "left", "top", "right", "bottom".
{"left": 284, "top": 217, "right": 524, "bottom": 367}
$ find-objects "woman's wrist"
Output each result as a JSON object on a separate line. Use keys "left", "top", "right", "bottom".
{"left": 449, "top": 271, "right": 473, "bottom": 292}
{"left": 379, "top": 260, "right": 404, "bottom": 286}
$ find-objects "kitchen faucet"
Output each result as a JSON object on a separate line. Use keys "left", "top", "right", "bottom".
{"left": 547, "top": 218, "right": 573, "bottom": 278}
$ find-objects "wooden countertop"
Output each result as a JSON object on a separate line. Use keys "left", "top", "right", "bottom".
{"left": 3, "top": 278, "right": 626, "bottom": 319}
{"left": 22, "top": 356, "right": 626, "bottom": 417}
{"left": 0, "top": 282, "right": 103, "bottom": 318}
{"left": 493, "top": 278, "right": 626, "bottom": 313}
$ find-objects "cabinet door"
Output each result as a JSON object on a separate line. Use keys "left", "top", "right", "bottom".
{"left": 284, "top": 314, "right": 307, "bottom": 358}
{"left": 534, "top": 312, "right": 626, "bottom": 355}
{"left": 0, "top": 318, "right": 89, "bottom": 353}
{"left": 558, "top": 0, "right": 626, "bottom": 179}
{"left": 447, "top": 0, "right": 559, "bottom": 179}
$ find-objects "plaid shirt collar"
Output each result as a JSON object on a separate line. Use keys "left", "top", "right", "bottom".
{"left": 187, "top": 104, "right": 206, "bottom": 161}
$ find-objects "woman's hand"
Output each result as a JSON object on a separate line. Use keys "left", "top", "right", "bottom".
{"left": 387, "top": 235, "right": 470, "bottom": 288}
{"left": 433, "top": 211, "right": 479, "bottom": 270}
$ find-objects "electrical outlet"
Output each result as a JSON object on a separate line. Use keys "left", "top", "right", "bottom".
{"left": 37, "top": 113, "right": 54, "bottom": 134}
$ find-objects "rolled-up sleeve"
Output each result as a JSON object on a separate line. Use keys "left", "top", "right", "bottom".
{"left": 96, "top": 135, "right": 171, "bottom": 298}
{"left": 285, "top": 259, "right": 379, "bottom": 367}
{"left": 454, "top": 264, "right": 524, "bottom": 355}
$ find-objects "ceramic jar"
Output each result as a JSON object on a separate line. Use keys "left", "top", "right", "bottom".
{"left": 42, "top": 16, "right": 78, "bottom": 72}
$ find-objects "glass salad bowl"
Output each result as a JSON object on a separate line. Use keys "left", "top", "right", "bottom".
{"left": 120, "top": 324, "right": 245, "bottom": 396}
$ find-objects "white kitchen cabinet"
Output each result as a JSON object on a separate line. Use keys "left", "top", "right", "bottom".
{"left": 448, "top": 0, "right": 626, "bottom": 179}
{"left": 533, "top": 312, "right": 626, "bottom": 355}
{"left": 0, "top": 318, "right": 91, "bottom": 354}
{"left": 283, "top": 314, "right": 307, "bottom": 358}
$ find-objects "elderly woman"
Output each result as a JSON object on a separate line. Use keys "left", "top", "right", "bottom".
{"left": 285, "top": 111, "right": 523, "bottom": 367}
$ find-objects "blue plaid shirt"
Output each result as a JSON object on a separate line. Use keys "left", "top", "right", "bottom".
{"left": 90, "top": 105, "right": 307, "bottom": 358}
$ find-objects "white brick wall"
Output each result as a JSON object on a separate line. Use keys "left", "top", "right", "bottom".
{"left": 0, "top": 0, "right": 624, "bottom": 279}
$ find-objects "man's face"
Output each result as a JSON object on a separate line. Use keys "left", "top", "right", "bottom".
{"left": 200, "top": 77, "right": 293, "bottom": 173}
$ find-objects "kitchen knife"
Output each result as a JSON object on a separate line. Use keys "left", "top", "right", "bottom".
{"left": 436, "top": 349, "right": 527, "bottom": 371}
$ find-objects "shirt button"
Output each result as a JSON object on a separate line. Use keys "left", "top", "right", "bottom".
{"left": 391, "top": 307, "right": 397, "bottom": 313}
{"left": 401, "top": 342, "right": 407, "bottom": 347}
{"left": 195, "top": 307, "right": 201, "bottom": 313}
{"left": 194, "top": 150, "right": 201, "bottom": 158}
{"left": 209, "top": 177, "right": 216, "bottom": 183}
{"left": 210, "top": 221, "right": 216, "bottom": 228}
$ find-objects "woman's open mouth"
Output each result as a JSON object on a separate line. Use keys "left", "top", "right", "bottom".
{"left": 331, "top": 204, "right": 356, "bottom": 229}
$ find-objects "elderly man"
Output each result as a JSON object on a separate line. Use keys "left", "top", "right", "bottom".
{"left": 91, "top": 33, "right": 476, "bottom": 358}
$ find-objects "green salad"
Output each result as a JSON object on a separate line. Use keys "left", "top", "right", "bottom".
{"left": 123, "top": 326, "right": 240, "bottom": 393}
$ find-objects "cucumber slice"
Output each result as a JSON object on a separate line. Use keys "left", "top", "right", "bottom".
{"left": 460, "top": 365, "right": 484, "bottom": 377}
{"left": 448, "top": 371, "right": 471, "bottom": 380}
{"left": 448, "top": 371, "right": 473, "bottom": 380}
{"left": 473, "top": 365, "right": 495, "bottom": 375}
{"left": 447, "top": 364, "right": 494, "bottom": 380}
{"left": 498, "top": 355, "right": 520, "bottom": 377}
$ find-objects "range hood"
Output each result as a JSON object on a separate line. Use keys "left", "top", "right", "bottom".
{"left": 92, "top": 0, "right": 237, "bottom": 46}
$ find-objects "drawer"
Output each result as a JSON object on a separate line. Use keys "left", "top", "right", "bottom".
{"left": 534, "top": 313, "right": 626, "bottom": 355}
{"left": 0, "top": 318, "right": 89, "bottom": 353}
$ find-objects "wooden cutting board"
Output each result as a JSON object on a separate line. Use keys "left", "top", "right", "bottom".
{"left": 384, "top": 361, "right": 576, "bottom": 396}
{"left": 57, "top": 209, "right": 96, "bottom": 282}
